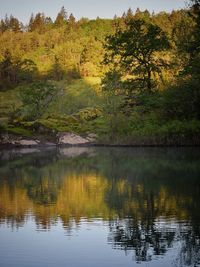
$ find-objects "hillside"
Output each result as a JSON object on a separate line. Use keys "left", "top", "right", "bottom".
{"left": 0, "top": 4, "right": 200, "bottom": 146}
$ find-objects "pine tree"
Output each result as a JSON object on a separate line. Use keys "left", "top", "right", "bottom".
{"left": 126, "top": 8, "right": 133, "bottom": 22}
{"left": 9, "top": 15, "right": 21, "bottom": 32}
{"left": 4, "top": 14, "right": 10, "bottom": 29}
{"left": 68, "top": 13, "right": 76, "bottom": 28}
{"left": 0, "top": 19, "right": 7, "bottom": 33}
{"left": 55, "top": 6, "right": 68, "bottom": 27}
{"left": 28, "top": 13, "right": 35, "bottom": 31}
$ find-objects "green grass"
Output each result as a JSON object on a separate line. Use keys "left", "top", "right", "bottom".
{"left": 2, "top": 126, "right": 33, "bottom": 137}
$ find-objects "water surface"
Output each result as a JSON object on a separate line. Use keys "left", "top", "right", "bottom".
{"left": 0, "top": 147, "right": 200, "bottom": 267}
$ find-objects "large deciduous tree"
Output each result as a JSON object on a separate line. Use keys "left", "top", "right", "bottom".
{"left": 104, "top": 19, "right": 170, "bottom": 94}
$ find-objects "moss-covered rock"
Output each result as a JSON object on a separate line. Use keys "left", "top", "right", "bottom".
{"left": 76, "top": 108, "right": 102, "bottom": 121}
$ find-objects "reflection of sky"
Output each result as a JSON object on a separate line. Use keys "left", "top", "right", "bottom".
{"left": 0, "top": 0, "right": 186, "bottom": 23}
{"left": 0, "top": 218, "right": 185, "bottom": 267}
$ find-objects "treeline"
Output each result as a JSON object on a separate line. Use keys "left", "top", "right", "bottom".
{"left": 0, "top": 6, "right": 113, "bottom": 87}
{"left": 0, "top": 7, "right": 76, "bottom": 33}
{"left": 0, "top": 5, "right": 197, "bottom": 87}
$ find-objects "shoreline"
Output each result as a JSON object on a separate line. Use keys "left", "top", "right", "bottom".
{"left": 0, "top": 142, "right": 199, "bottom": 149}
{"left": 1, "top": 132, "right": 200, "bottom": 148}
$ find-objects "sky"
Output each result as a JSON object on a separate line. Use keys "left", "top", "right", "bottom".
{"left": 0, "top": 0, "right": 187, "bottom": 24}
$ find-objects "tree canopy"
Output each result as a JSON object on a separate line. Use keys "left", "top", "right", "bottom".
{"left": 104, "top": 19, "right": 170, "bottom": 95}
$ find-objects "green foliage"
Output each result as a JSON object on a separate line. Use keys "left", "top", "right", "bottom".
{"left": 184, "top": 1, "right": 200, "bottom": 76}
{"left": 104, "top": 19, "right": 170, "bottom": 93}
{"left": 3, "top": 125, "right": 33, "bottom": 137}
{"left": 80, "top": 38, "right": 105, "bottom": 76}
{"left": 47, "top": 78, "right": 101, "bottom": 116}
{"left": 13, "top": 107, "right": 102, "bottom": 135}
{"left": 19, "top": 82, "right": 59, "bottom": 120}
{"left": 0, "top": 49, "right": 37, "bottom": 88}
{"left": 101, "top": 71, "right": 122, "bottom": 93}
{"left": 161, "top": 77, "right": 200, "bottom": 120}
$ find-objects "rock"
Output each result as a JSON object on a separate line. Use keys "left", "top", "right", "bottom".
{"left": 58, "top": 132, "right": 90, "bottom": 145}
{"left": 18, "top": 139, "right": 39, "bottom": 146}
{"left": 0, "top": 133, "right": 39, "bottom": 147}
{"left": 0, "top": 131, "right": 97, "bottom": 147}
{"left": 86, "top": 133, "right": 97, "bottom": 142}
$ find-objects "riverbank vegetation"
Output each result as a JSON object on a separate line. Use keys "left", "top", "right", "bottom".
{"left": 0, "top": 0, "right": 200, "bottom": 145}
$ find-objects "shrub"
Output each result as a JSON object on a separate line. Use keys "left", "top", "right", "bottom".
{"left": 19, "top": 82, "right": 59, "bottom": 120}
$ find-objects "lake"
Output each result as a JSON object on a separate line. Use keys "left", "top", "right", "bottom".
{"left": 0, "top": 147, "right": 200, "bottom": 267}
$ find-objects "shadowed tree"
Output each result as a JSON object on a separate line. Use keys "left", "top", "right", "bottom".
{"left": 19, "top": 82, "right": 59, "bottom": 120}
{"left": 104, "top": 19, "right": 170, "bottom": 95}
{"left": 185, "top": 0, "right": 200, "bottom": 75}
{"left": 0, "top": 49, "right": 13, "bottom": 83}
{"left": 0, "top": 19, "right": 7, "bottom": 33}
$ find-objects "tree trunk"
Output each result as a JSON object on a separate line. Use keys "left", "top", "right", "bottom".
{"left": 147, "top": 70, "right": 152, "bottom": 92}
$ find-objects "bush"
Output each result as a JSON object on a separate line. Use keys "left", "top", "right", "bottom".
{"left": 19, "top": 82, "right": 59, "bottom": 120}
{"left": 161, "top": 77, "right": 200, "bottom": 120}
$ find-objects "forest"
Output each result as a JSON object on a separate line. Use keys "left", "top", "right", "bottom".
{"left": 0, "top": 0, "right": 200, "bottom": 145}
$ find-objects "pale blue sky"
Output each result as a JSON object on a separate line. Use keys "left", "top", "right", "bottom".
{"left": 0, "top": 0, "right": 187, "bottom": 23}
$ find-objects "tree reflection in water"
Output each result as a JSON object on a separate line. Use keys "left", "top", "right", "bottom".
{"left": 0, "top": 147, "right": 200, "bottom": 266}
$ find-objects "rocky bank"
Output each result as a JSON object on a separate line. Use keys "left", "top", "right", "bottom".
{"left": 0, "top": 132, "right": 97, "bottom": 147}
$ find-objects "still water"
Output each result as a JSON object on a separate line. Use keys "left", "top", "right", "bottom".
{"left": 0, "top": 147, "right": 200, "bottom": 267}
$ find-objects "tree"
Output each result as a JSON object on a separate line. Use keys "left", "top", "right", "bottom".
{"left": 0, "top": 49, "right": 14, "bottom": 83}
{"left": 28, "top": 13, "right": 46, "bottom": 33}
{"left": 172, "top": 11, "right": 195, "bottom": 52}
{"left": 28, "top": 13, "right": 34, "bottom": 31}
{"left": 9, "top": 15, "right": 21, "bottom": 32}
{"left": 80, "top": 38, "right": 104, "bottom": 77}
{"left": 18, "top": 59, "right": 37, "bottom": 82}
{"left": 51, "top": 56, "right": 64, "bottom": 80}
{"left": 45, "top": 17, "right": 53, "bottom": 26}
{"left": 184, "top": 0, "right": 200, "bottom": 75}
{"left": 68, "top": 13, "right": 76, "bottom": 26}
{"left": 126, "top": 8, "right": 134, "bottom": 22}
{"left": 55, "top": 6, "right": 68, "bottom": 27}
{"left": 0, "top": 15, "right": 22, "bottom": 33}
{"left": 0, "top": 48, "right": 37, "bottom": 86}
{"left": 104, "top": 19, "right": 170, "bottom": 95}
{"left": 0, "top": 19, "right": 7, "bottom": 33}
{"left": 4, "top": 14, "right": 10, "bottom": 30}
{"left": 20, "top": 82, "right": 59, "bottom": 120}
